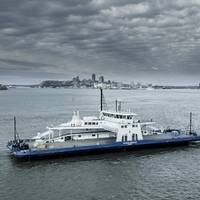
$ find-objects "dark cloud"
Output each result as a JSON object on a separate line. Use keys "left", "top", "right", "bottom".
{"left": 0, "top": 0, "right": 200, "bottom": 84}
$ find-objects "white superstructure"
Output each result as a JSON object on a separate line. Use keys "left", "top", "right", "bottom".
{"left": 30, "top": 107, "right": 160, "bottom": 150}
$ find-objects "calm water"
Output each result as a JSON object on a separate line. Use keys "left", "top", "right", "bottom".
{"left": 1, "top": 88, "right": 200, "bottom": 200}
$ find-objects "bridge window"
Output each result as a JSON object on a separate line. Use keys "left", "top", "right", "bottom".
{"left": 65, "top": 136, "right": 71, "bottom": 141}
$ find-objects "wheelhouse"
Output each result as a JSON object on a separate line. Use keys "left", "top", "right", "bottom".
{"left": 101, "top": 111, "right": 137, "bottom": 121}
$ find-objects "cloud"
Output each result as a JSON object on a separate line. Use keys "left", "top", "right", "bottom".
{"left": 101, "top": 3, "right": 150, "bottom": 18}
{"left": 0, "top": 0, "right": 200, "bottom": 84}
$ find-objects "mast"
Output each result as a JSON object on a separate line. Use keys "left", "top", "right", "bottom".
{"left": 189, "top": 112, "right": 192, "bottom": 134}
{"left": 14, "top": 116, "right": 17, "bottom": 141}
{"left": 118, "top": 101, "right": 121, "bottom": 112}
{"left": 100, "top": 88, "right": 103, "bottom": 111}
{"left": 115, "top": 100, "right": 118, "bottom": 112}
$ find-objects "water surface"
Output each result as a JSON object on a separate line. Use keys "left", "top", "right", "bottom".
{"left": 0, "top": 88, "right": 200, "bottom": 200}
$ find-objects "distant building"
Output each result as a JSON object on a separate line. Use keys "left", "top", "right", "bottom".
{"left": 92, "top": 74, "right": 96, "bottom": 82}
{"left": 99, "top": 76, "right": 104, "bottom": 83}
{"left": 72, "top": 76, "right": 80, "bottom": 83}
{"left": 39, "top": 74, "right": 147, "bottom": 90}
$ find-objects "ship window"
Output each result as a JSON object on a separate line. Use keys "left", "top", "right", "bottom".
{"left": 122, "top": 115, "right": 126, "bottom": 119}
{"left": 85, "top": 122, "right": 88, "bottom": 125}
{"left": 132, "top": 134, "right": 134, "bottom": 140}
{"left": 92, "top": 122, "right": 96, "bottom": 125}
{"left": 120, "top": 115, "right": 122, "bottom": 119}
{"left": 124, "top": 125, "right": 127, "bottom": 128}
{"left": 78, "top": 135, "right": 81, "bottom": 137}
{"left": 96, "top": 122, "right": 98, "bottom": 125}
{"left": 125, "top": 135, "right": 127, "bottom": 141}
{"left": 65, "top": 136, "right": 71, "bottom": 141}
{"left": 88, "top": 122, "right": 92, "bottom": 125}
{"left": 121, "top": 125, "right": 124, "bottom": 128}
{"left": 132, "top": 125, "right": 135, "bottom": 127}
{"left": 92, "top": 134, "right": 96, "bottom": 137}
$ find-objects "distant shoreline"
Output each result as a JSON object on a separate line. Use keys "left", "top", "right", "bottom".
{"left": 5, "top": 86, "right": 200, "bottom": 90}
{"left": 3, "top": 74, "right": 200, "bottom": 90}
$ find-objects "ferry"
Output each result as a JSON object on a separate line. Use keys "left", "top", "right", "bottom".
{"left": 7, "top": 89, "right": 200, "bottom": 159}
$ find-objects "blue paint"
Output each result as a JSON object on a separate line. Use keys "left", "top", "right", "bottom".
{"left": 9, "top": 135, "right": 200, "bottom": 159}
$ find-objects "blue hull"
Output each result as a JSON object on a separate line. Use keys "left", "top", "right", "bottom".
{"left": 10, "top": 136, "right": 200, "bottom": 159}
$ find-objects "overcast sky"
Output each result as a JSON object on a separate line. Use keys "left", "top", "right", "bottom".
{"left": 0, "top": 0, "right": 200, "bottom": 85}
